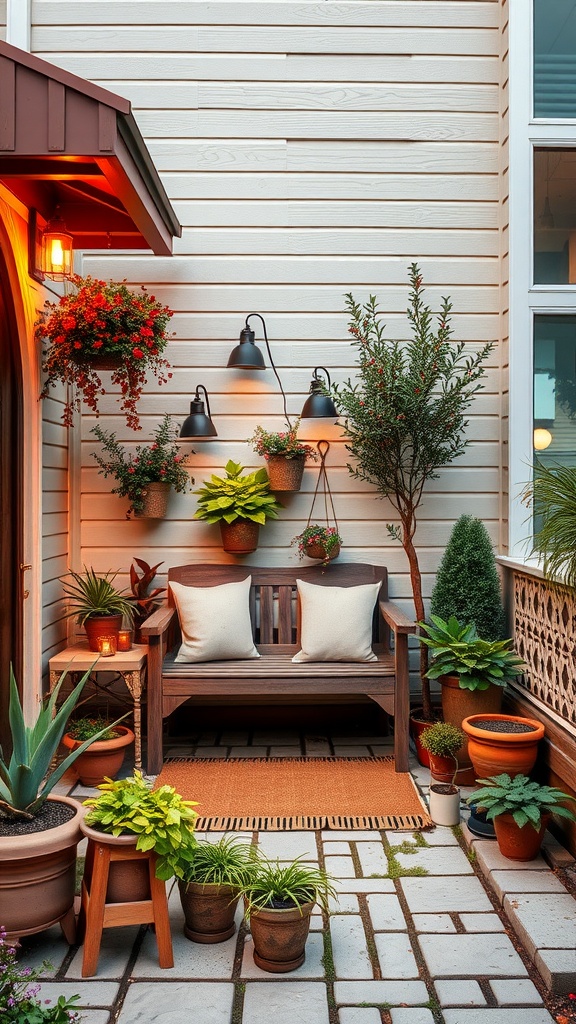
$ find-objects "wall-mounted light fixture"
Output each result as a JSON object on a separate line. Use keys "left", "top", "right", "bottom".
{"left": 179, "top": 384, "right": 217, "bottom": 439}
{"left": 300, "top": 367, "right": 338, "bottom": 419}
{"left": 227, "top": 313, "right": 290, "bottom": 427}
{"left": 40, "top": 207, "right": 74, "bottom": 281}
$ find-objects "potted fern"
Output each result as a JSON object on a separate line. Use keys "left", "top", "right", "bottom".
{"left": 193, "top": 460, "right": 283, "bottom": 553}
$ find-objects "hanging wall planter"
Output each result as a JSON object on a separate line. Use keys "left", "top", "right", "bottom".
{"left": 135, "top": 482, "right": 171, "bottom": 519}
{"left": 292, "top": 441, "right": 343, "bottom": 566}
{"left": 194, "top": 461, "right": 282, "bottom": 556}
{"left": 220, "top": 520, "right": 260, "bottom": 555}
{"left": 266, "top": 455, "right": 306, "bottom": 492}
{"left": 247, "top": 422, "right": 318, "bottom": 493}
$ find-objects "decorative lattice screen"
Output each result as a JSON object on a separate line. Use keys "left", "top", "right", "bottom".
{"left": 513, "top": 570, "right": 576, "bottom": 727}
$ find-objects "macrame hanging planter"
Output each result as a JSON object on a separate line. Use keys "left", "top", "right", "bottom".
{"left": 294, "top": 440, "right": 342, "bottom": 565}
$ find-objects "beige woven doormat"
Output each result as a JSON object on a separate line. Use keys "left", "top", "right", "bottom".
{"left": 155, "top": 757, "right": 432, "bottom": 831}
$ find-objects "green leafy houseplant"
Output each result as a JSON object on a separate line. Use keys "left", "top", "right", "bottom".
{"left": 37, "top": 274, "right": 173, "bottom": 430}
{"left": 0, "top": 926, "right": 82, "bottom": 1023}
{"left": 430, "top": 515, "right": 505, "bottom": 641}
{"left": 418, "top": 615, "right": 526, "bottom": 692}
{"left": 90, "top": 415, "right": 192, "bottom": 518}
{"left": 467, "top": 773, "right": 576, "bottom": 831}
{"left": 292, "top": 524, "right": 343, "bottom": 564}
{"left": 248, "top": 421, "right": 318, "bottom": 461}
{"left": 83, "top": 770, "right": 198, "bottom": 881}
{"left": 66, "top": 715, "right": 122, "bottom": 742}
{"left": 330, "top": 264, "right": 493, "bottom": 721}
{"left": 60, "top": 567, "right": 135, "bottom": 626}
{"left": 239, "top": 855, "right": 336, "bottom": 915}
{"left": 521, "top": 458, "right": 576, "bottom": 588}
{"left": 193, "top": 460, "right": 282, "bottom": 526}
{"left": 0, "top": 666, "right": 119, "bottom": 820}
{"left": 180, "top": 836, "right": 254, "bottom": 887}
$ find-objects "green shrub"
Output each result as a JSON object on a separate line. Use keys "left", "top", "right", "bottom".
{"left": 431, "top": 515, "right": 505, "bottom": 640}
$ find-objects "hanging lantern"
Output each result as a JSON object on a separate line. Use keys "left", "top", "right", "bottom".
{"left": 41, "top": 208, "right": 74, "bottom": 281}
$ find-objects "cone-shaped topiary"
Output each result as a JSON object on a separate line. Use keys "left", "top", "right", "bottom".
{"left": 430, "top": 515, "right": 505, "bottom": 640}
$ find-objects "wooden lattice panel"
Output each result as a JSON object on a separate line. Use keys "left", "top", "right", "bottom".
{"left": 513, "top": 570, "right": 576, "bottom": 727}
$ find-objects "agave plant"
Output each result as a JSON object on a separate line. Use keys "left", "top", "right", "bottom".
{"left": 193, "top": 460, "right": 282, "bottom": 525}
{"left": 0, "top": 666, "right": 122, "bottom": 820}
{"left": 60, "top": 566, "right": 135, "bottom": 625}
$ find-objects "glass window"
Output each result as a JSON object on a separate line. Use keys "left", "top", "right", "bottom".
{"left": 533, "top": 315, "right": 576, "bottom": 464}
{"left": 534, "top": 0, "right": 576, "bottom": 118}
{"left": 533, "top": 148, "right": 576, "bottom": 284}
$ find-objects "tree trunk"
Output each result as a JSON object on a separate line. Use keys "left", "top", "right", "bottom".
{"left": 402, "top": 529, "right": 433, "bottom": 722}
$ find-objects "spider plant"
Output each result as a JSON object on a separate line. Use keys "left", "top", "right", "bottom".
{"left": 522, "top": 459, "right": 576, "bottom": 587}
{"left": 180, "top": 836, "right": 254, "bottom": 887}
{"left": 239, "top": 855, "right": 336, "bottom": 915}
{"left": 60, "top": 566, "right": 135, "bottom": 625}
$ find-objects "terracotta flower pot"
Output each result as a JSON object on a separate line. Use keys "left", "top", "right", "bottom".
{"left": 461, "top": 713, "right": 545, "bottom": 780}
{"left": 248, "top": 900, "right": 314, "bottom": 973}
{"left": 220, "top": 520, "right": 260, "bottom": 554}
{"left": 134, "top": 481, "right": 170, "bottom": 519}
{"left": 266, "top": 455, "right": 305, "bottom": 492}
{"left": 304, "top": 541, "right": 340, "bottom": 562}
{"left": 410, "top": 709, "right": 442, "bottom": 768}
{"left": 178, "top": 880, "right": 240, "bottom": 943}
{"left": 428, "top": 752, "right": 469, "bottom": 787}
{"left": 84, "top": 614, "right": 123, "bottom": 653}
{"left": 79, "top": 820, "right": 151, "bottom": 902}
{"left": 493, "top": 812, "right": 550, "bottom": 861}
{"left": 440, "top": 676, "right": 503, "bottom": 784}
{"left": 0, "top": 795, "right": 83, "bottom": 943}
{"left": 62, "top": 725, "right": 135, "bottom": 787}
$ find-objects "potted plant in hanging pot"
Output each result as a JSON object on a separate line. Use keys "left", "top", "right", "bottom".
{"left": 36, "top": 274, "right": 174, "bottom": 429}
{"left": 239, "top": 855, "right": 336, "bottom": 973}
{"left": 176, "top": 835, "right": 254, "bottom": 943}
{"left": 129, "top": 556, "right": 166, "bottom": 642}
{"left": 418, "top": 614, "right": 527, "bottom": 784}
{"left": 193, "top": 460, "right": 283, "bottom": 554}
{"left": 60, "top": 566, "right": 135, "bottom": 652}
{"left": 292, "top": 524, "right": 343, "bottom": 566}
{"left": 0, "top": 665, "right": 123, "bottom": 943}
{"left": 466, "top": 773, "right": 576, "bottom": 861}
{"left": 421, "top": 722, "right": 464, "bottom": 827}
{"left": 248, "top": 420, "right": 318, "bottom": 492}
{"left": 90, "top": 414, "right": 192, "bottom": 519}
{"left": 62, "top": 714, "right": 135, "bottom": 787}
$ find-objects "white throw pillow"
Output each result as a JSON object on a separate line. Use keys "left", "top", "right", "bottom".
{"left": 292, "top": 578, "right": 380, "bottom": 663}
{"left": 171, "top": 576, "right": 260, "bottom": 663}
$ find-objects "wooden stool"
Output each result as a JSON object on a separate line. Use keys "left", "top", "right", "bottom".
{"left": 77, "top": 823, "right": 173, "bottom": 978}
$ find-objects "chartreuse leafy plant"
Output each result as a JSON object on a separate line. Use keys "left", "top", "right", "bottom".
{"left": 418, "top": 614, "right": 526, "bottom": 692}
{"left": 239, "top": 855, "right": 337, "bottom": 915}
{"left": 0, "top": 666, "right": 120, "bottom": 820}
{"left": 193, "top": 460, "right": 282, "bottom": 525}
{"left": 180, "top": 835, "right": 255, "bottom": 887}
{"left": 467, "top": 773, "right": 576, "bottom": 831}
{"left": 331, "top": 265, "right": 493, "bottom": 721}
{"left": 83, "top": 770, "right": 198, "bottom": 881}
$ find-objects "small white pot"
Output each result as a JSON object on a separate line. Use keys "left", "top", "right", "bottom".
{"left": 429, "top": 783, "right": 461, "bottom": 827}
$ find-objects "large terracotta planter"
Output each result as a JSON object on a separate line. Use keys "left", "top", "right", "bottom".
{"left": 248, "top": 901, "right": 314, "bottom": 973}
{"left": 461, "top": 713, "right": 545, "bottom": 780}
{"left": 84, "top": 614, "right": 123, "bottom": 653}
{"left": 220, "top": 520, "right": 260, "bottom": 554}
{"left": 79, "top": 820, "right": 151, "bottom": 902}
{"left": 0, "top": 794, "right": 83, "bottom": 943}
{"left": 178, "top": 880, "right": 240, "bottom": 943}
{"left": 493, "top": 812, "right": 549, "bottom": 861}
{"left": 134, "top": 481, "right": 170, "bottom": 519}
{"left": 62, "top": 725, "right": 135, "bottom": 787}
{"left": 440, "top": 676, "right": 503, "bottom": 784}
{"left": 266, "top": 455, "right": 305, "bottom": 492}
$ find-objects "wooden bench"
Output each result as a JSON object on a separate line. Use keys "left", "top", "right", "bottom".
{"left": 142, "top": 562, "right": 416, "bottom": 775}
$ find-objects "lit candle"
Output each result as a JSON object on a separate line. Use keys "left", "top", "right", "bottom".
{"left": 117, "top": 629, "right": 133, "bottom": 652}
{"left": 97, "top": 635, "right": 117, "bottom": 657}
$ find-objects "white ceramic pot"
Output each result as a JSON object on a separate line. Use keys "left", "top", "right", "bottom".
{"left": 429, "top": 783, "right": 461, "bottom": 827}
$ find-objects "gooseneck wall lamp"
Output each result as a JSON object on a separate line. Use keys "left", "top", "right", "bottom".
{"left": 227, "top": 313, "right": 291, "bottom": 427}
{"left": 301, "top": 367, "right": 338, "bottom": 419}
{"left": 179, "top": 384, "right": 218, "bottom": 439}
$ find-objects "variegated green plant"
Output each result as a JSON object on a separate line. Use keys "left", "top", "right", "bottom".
{"left": 0, "top": 666, "right": 122, "bottom": 820}
{"left": 193, "top": 460, "right": 282, "bottom": 525}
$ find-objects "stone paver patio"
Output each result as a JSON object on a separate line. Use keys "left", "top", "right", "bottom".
{"left": 22, "top": 728, "right": 576, "bottom": 1023}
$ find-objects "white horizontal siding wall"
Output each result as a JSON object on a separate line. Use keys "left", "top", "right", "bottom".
{"left": 0, "top": 2, "right": 5, "bottom": 37}
{"left": 32, "top": 0, "right": 505, "bottom": 622}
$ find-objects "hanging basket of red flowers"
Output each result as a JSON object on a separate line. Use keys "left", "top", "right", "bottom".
{"left": 36, "top": 275, "right": 174, "bottom": 429}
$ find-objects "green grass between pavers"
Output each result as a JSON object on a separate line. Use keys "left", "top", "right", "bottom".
{"left": 322, "top": 929, "right": 336, "bottom": 983}
{"left": 367, "top": 831, "right": 430, "bottom": 879}
{"left": 75, "top": 856, "right": 85, "bottom": 895}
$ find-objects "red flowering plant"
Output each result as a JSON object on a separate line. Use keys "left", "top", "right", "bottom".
{"left": 247, "top": 419, "right": 318, "bottom": 461}
{"left": 36, "top": 275, "right": 174, "bottom": 429}
{"left": 90, "top": 414, "right": 192, "bottom": 518}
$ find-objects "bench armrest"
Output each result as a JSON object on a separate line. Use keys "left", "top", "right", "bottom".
{"left": 379, "top": 600, "right": 416, "bottom": 635}
{"left": 140, "top": 605, "right": 177, "bottom": 638}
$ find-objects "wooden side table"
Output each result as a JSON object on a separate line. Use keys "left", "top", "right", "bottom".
{"left": 49, "top": 641, "right": 148, "bottom": 772}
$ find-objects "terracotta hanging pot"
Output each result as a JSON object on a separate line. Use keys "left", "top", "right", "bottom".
{"left": 178, "top": 881, "right": 241, "bottom": 943}
{"left": 248, "top": 900, "right": 315, "bottom": 973}
{"left": 440, "top": 676, "right": 503, "bottom": 784}
{"left": 266, "top": 455, "right": 305, "bottom": 492}
{"left": 87, "top": 353, "right": 123, "bottom": 371}
{"left": 84, "top": 614, "right": 123, "bottom": 653}
{"left": 493, "top": 812, "right": 550, "bottom": 861}
{"left": 304, "top": 541, "right": 340, "bottom": 562}
{"left": 461, "top": 713, "right": 545, "bottom": 779}
{"left": 134, "top": 481, "right": 170, "bottom": 519}
{"left": 62, "top": 725, "right": 135, "bottom": 787}
{"left": 220, "top": 520, "right": 260, "bottom": 554}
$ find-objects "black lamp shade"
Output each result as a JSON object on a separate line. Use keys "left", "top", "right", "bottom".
{"left": 301, "top": 370, "right": 338, "bottom": 419}
{"left": 179, "top": 387, "right": 217, "bottom": 438}
{"left": 227, "top": 326, "right": 266, "bottom": 369}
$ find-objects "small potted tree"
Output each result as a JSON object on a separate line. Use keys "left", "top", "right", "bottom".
{"left": 193, "top": 460, "right": 283, "bottom": 553}
{"left": 60, "top": 566, "right": 135, "bottom": 651}
{"left": 177, "top": 835, "right": 254, "bottom": 943}
{"left": 239, "top": 855, "right": 336, "bottom": 973}
{"left": 430, "top": 515, "right": 506, "bottom": 641}
{"left": 248, "top": 420, "right": 318, "bottom": 491}
{"left": 421, "top": 721, "right": 464, "bottom": 827}
{"left": 467, "top": 773, "right": 576, "bottom": 860}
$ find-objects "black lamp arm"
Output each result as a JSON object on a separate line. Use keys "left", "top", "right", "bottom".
{"left": 194, "top": 383, "right": 212, "bottom": 418}
{"left": 245, "top": 313, "right": 291, "bottom": 429}
{"left": 312, "top": 367, "right": 332, "bottom": 388}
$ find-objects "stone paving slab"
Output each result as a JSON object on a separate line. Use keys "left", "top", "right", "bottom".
{"left": 325, "top": 855, "right": 357, "bottom": 877}
{"left": 374, "top": 932, "right": 420, "bottom": 979}
{"left": 502, "top": 893, "right": 576, "bottom": 956}
{"left": 490, "top": 869, "right": 567, "bottom": 902}
{"left": 418, "top": 932, "right": 528, "bottom": 978}
{"left": 390, "top": 1011, "right": 435, "bottom": 1024}
{"left": 534, "top": 948, "right": 576, "bottom": 995}
{"left": 489, "top": 978, "right": 544, "bottom": 1005}
{"left": 243, "top": 981, "right": 329, "bottom": 1024}
{"left": 412, "top": 913, "right": 457, "bottom": 933}
{"left": 330, "top": 915, "right": 372, "bottom": 979}
{"left": 339, "top": 1008, "right": 381, "bottom": 1024}
{"left": 434, "top": 979, "right": 487, "bottom": 1006}
{"left": 400, "top": 875, "right": 493, "bottom": 913}
{"left": 134, "top": 923, "right": 237, "bottom": 978}
{"left": 36, "top": 981, "right": 120, "bottom": 1007}
{"left": 334, "top": 980, "right": 429, "bottom": 1005}
{"left": 67, "top": 927, "right": 140, "bottom": 979}
{"left": 355, "top": 840, "right": 389, "bottom": 876}
{"left": 459, "top": 913, "right": 505, "bottom": 933}
{"left": 334, "top": 878, "right": 396, "bottom": 894}
{"left": 117, "top": 981, "right": 234, "bottom": 1024}
{"left": 395, "top": 844, "right": 473, "bottom": 875}
{"left": 78, "top": 1014, "right": 110, "bottom": 1024}
{"left": 257, "top": 831, "right": 318, "bottom": 860}
{"left": 366, "top": 893, "right": 407, "bottom": 931}
{"left": 472, "top": 837, "right": 548, "bottom": 873}
{"left": 443, "top": 1010, "right": 554, "bottom": 1023}
{"left": 240, "top": 933, "right": 325, "bottom": 980}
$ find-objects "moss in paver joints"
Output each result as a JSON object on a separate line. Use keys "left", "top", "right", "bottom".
{"left": 466, "top": 846, "right": 477, "bottom": 863}
{"left": 321, "top": 928, "right": 335, "bottom": 983}
{"left": 231, "top": 981, "right": 245, "bottom": 1024}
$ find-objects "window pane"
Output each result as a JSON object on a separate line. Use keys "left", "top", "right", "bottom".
{"left": 534, "top": 0, "right": 576, "bottom": 118}
{"left": 533, "top": 148, "right": 576, "bottom": 284}
{"left": 533, "top": 315, "right": 576, "bottom": 465}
